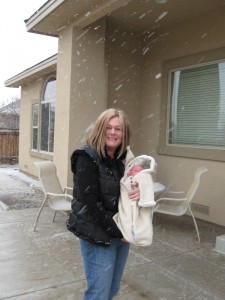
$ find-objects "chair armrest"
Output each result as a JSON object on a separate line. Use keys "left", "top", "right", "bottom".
{"left": 160, "top": 191, "right": 185, "bottom": 199}
{"left": 46, "top": 192, "right": 73, "bottom": 200}
{"left": 166, "top": 191, "right": 185, "bottom": 195}
{"left": 156, "top": 197, "right": 188, "bottom": 203}
{"left": 64, "top": 187, "right": 73, "bottom": 194}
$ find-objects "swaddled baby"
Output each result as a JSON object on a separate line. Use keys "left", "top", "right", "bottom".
{"left": 113, "top": 155, "right": 156, "bottom": 246}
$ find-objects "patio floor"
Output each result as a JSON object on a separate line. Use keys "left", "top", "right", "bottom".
{"left": 0, "top": 207, "right": 225, "bottom": 300}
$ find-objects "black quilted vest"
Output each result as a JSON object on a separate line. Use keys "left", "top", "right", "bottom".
{"left": 67, "top": 145, "right": 126, "bottom": 246}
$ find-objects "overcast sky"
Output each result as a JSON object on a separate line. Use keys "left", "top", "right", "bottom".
{"left": 0, "top": 0, "right": 58, "bottom": 106}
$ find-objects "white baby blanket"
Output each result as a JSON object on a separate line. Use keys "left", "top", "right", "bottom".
{"left": 114, "top": 152, "right": 156, "bottom": 246}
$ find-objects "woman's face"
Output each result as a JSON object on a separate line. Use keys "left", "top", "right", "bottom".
{"left": 105, "top": 116, "right": 123, "bottom": 156}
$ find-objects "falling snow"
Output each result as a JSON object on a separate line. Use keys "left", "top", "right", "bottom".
{"left": 85, "top": 123, "right": 94, "bottom": 133}
{"left": 201, "top": 33, "right": 208, "bottom": 38}
{"left": 143, "top": 47, "right": 150, "bottom": 55}
{"left": 115, "top": 84, "right": 123, "bottom": 91}
{"left": 155, "top": 73, "right": 162, "bottom": 79}
{"left": 139, "top": 13, "right": 146, "bottom": 19}
{"left": 155, "top": 11, "right": 168, "bottom": 22}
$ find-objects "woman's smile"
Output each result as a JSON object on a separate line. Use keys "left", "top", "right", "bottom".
{"left": 105, "top": 116, "right": 123, "bottom": 157}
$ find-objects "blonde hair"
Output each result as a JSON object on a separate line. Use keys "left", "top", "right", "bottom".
{"left": 87, "top": 108, "right": 131, "bottom": 158}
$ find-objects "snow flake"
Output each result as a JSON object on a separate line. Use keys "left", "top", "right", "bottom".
{"left": 85, "top": 123, "right": 94, "bottom": 133}
{"left": 143, "top": 47, "right": 150, "bottom": 55}
{"left": 201, "top": 33, "right": 207, "bottom": 39}
{"left": 155, "top": 11, "right": 168, "bottom": 22}
{"left": 96, "top": 37, "right": 105, "bottom": 44}
{"left": 139, "top": 13, "right": 146, "bottom": 19}
{"left": 115, "top": 84, "right": 123, "bottom": 91}
{"left": 155, "top": 73, "right": 161, "bottom": 79}
{"left": 76, "top": 28, "right": 90, "bottom": 41}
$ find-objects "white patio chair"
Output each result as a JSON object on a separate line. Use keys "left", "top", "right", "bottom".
{"left": 153, "top": 166, "right": 208, "bottom": 242}
{"left": 33, "top": 161, "right": 73, "bottom": 231}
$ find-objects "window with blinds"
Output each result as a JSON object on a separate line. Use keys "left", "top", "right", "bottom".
{"left": 168, "top": 62, "right": 225, "bottom": 149}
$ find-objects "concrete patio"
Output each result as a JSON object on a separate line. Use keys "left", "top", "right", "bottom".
{"left": 0, "top": 206, "right": 225, "bottom": 300}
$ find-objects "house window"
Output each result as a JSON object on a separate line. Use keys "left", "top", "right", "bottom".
{"left": 40, "top": 78, "right": 56, "bottom": 152}
{"left": 31, "top": 77, "right": 56, "bottom": 155}
{"left": 169, "top": 63, "right": 225, "bottom": 147}
{"left": 32, "top": 104, "right": 38, "bottom": 150}
{"left": 158, "top": 48, "right": 225, "bottom": 162}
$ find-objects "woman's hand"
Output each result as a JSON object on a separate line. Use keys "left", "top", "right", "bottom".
{"left": 128, "top": 182, "right": 140, "bottom": 201}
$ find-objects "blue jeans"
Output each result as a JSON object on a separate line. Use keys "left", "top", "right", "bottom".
{"left": 80, "top": 238, "right": 130, "bottom": 300}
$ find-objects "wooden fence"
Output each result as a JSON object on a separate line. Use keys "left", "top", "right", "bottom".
{"left": 0, "top": 131, "right": 19, "bottom": 164}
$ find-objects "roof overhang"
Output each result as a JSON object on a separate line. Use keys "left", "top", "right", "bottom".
{"left": 25, "top": 0, "right": 132, "bottom": 37}
{"left": 4, "top": 55, "right": 57, "bottom": 88}
{"left": 7, "top": 0, "right": 225, "bottom": 87}
{"left": 25, "top": 0, "right": 225, "bottom": 37}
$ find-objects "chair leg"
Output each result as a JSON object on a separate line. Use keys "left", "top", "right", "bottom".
{"left": 33, "top": 198, "right": 47, "bottom": 232}
{"left": 188, "top": 204, "right": 201, "bottom": 243}
{"left": 53, "top": 211, "right": 57, "bottom": 222}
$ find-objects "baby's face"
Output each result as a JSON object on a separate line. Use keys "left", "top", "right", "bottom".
{"left": 127, "top": 165, "right": 144, "bottom": 176}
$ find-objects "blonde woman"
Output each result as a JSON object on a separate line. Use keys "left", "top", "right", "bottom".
{"left": 67, "top": 108, "right": 139, "bottom": 300}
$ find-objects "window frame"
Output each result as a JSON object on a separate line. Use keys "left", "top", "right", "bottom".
{"left": 158, "top": 47, "right": 225, "bottom": 162}
{"left": 31, "top": 103, "right": 39, "bottom": 151}
{"left": 30, "top": 75, "right": 56, "bottom": 159}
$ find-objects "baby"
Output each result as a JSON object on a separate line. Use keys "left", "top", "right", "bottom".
{"left": 127, "top": 165, "right": 144, "bottom": 176}
{"left": 114, "top": 155, "right": 156, "bottom": 246}
{"left": 127, "top": 156, "right": 156, "bottom": 207}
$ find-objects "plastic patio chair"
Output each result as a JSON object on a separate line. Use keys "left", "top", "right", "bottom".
{"left": 153, "top": 166, "right": 208, "bottom": 242}
{"left": 33, "top": 161, "right": 73, "bottom": 231}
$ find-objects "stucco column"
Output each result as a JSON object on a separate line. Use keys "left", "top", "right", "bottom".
{"left": 54, "top": 18, "right": 107, "bottom": 187}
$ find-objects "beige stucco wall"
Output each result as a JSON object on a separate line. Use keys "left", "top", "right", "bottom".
{"left": 106, "top": 23, "right": 143, "bottom": 153}
{"left": 55, "top": 18, "right": 108, "bottom": 187}
{"left": 54, "top": 8, "right": 225, "bottom": 225}
{"left": 18, "top": 7, "right": 225, "bottom": 226}
{"left": 138, "top": 8, "right": 225, "bottom": 226}
{"left": 53, "top": 26, "right": 74, "bottom": 188}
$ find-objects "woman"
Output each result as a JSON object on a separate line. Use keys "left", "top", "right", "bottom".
{"left": 67, "top": 108, "right": 139, "bottom": 300}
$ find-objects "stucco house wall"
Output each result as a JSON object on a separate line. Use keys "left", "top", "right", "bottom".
{"left": 139, "top": 8, "right": 225, "bottom": 226}
{"left": 5, "top": 1, "right": 225, "bottom": 227}
{"left": 106, "top": 22, "right": 143, "bottom": 153}
{"left": 54, "top": 18, "right": 108, "bottom": 188}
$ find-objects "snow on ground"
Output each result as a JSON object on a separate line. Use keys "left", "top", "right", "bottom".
{"left": 0, "top": 165, "right": 44, "bottom": 210}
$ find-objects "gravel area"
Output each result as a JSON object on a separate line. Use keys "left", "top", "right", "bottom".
{"left": 0, "top": 165, "right": 44, "bottom": 210}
